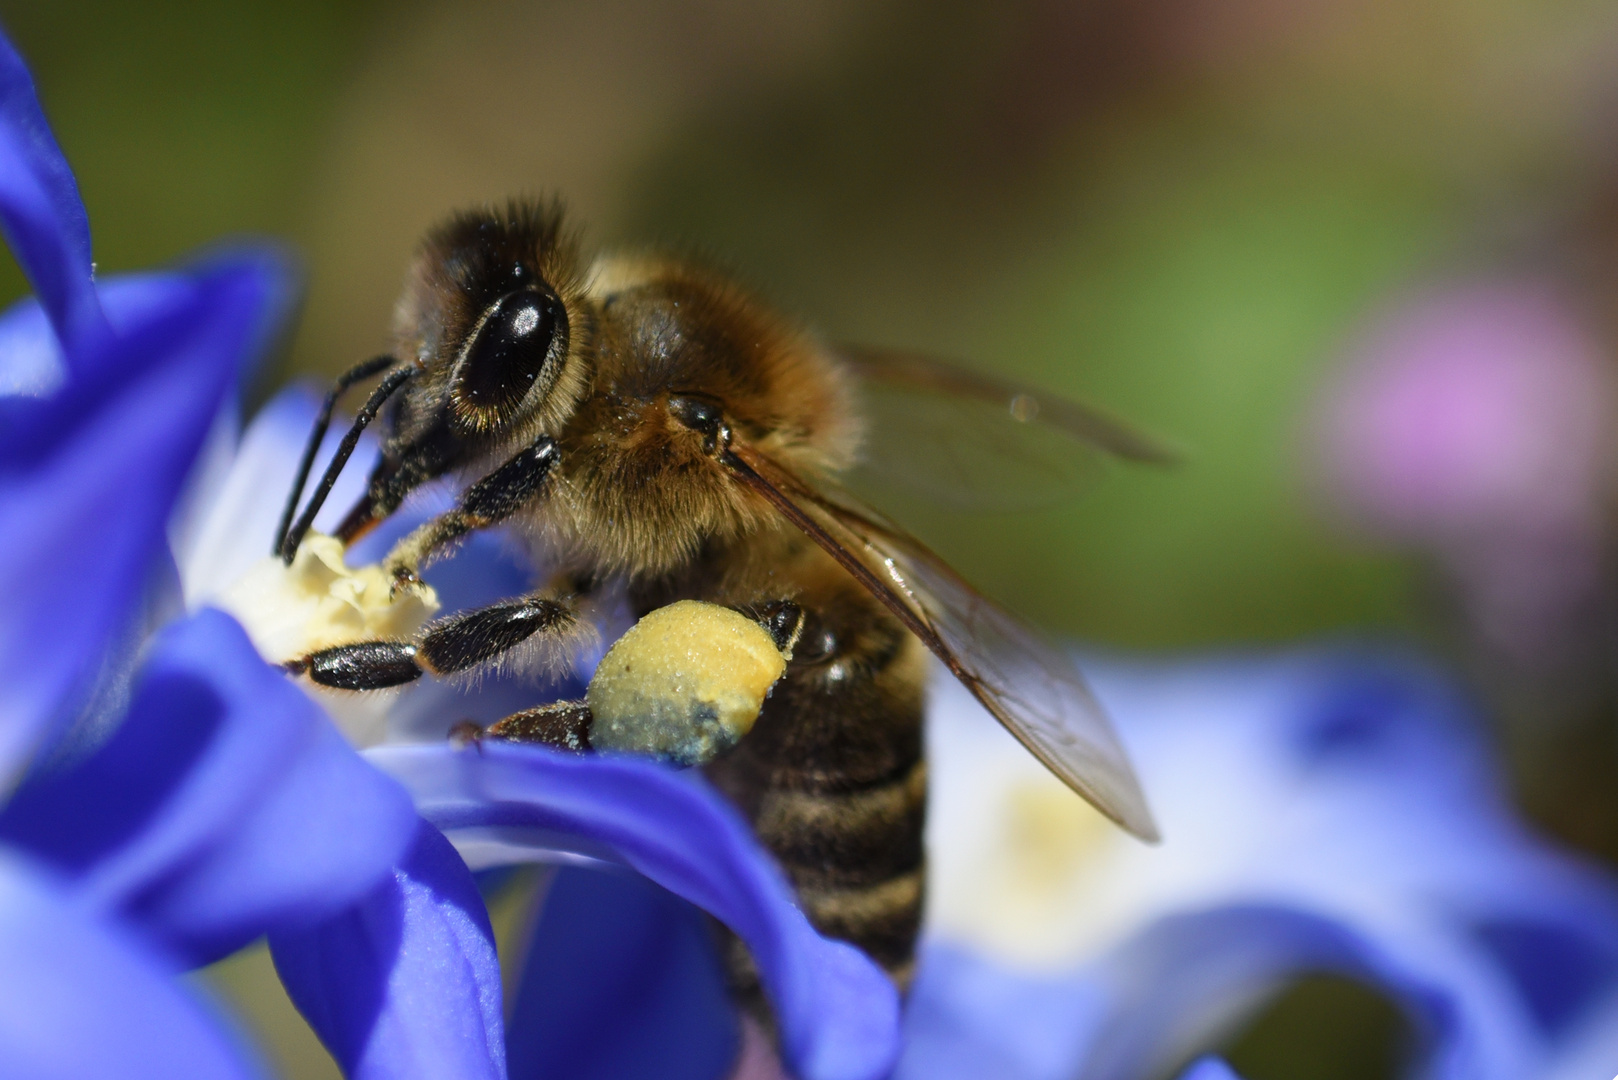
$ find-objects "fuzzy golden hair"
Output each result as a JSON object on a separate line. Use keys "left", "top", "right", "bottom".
{"left": 534, "top": 252, "right": 862, "bottom": 578}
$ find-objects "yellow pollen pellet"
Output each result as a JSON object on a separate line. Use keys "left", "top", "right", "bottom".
{"left": 587, "top": 600, "right": 787, "bottom": 766}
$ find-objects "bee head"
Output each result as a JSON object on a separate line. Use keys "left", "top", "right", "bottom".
{"left": 394, "top": 199, "right": 591, "bottom": 440}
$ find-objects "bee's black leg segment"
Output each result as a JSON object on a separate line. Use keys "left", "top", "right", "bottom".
{"left": 290, "top": 592, "right": 579, "bottom": 690}
{"left": 484, "top": 699, "right": 595, "bottom": 752}
{"left": 273, "top": 354, "right": 397, "bottom": 558}
{"left": 303, "top": 641, "right": 424, "bottom": 690}
{"left": 460, "top": 436, "right": 560, "bottom": 524}
{"left": 416, "top": 595, "right": 576, "bottom": 675}
{"left": 384, "top": 434, "right": 560, "bottom": 577}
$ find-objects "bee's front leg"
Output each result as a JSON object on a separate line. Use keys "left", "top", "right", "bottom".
{"left": 381, "top": 433, "right": 560, "bottom": 588}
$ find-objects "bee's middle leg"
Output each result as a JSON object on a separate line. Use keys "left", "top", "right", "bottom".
{"left": 290, "top": 591, "right": 581, "bottom": 690}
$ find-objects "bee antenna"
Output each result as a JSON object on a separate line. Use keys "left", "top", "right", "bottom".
{"left": 273, "top": 355, "right": 400, "bottom": 558}
{"left": 278, "top": 364, "right": 415, "bottom": 565}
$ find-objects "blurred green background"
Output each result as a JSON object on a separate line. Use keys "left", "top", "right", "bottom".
{"left": 16, "top": 0, "right": 1608, "bottom": 652}
{"left": 5, "top": 1, "right": 1616, "bottom": 1076}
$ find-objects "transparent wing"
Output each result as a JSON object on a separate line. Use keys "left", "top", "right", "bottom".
{"left": 723, "top": 441, "right": 1160, "bottom": 842}
{"left": 839, "top": 344, "right": 1178, "bottom": 511}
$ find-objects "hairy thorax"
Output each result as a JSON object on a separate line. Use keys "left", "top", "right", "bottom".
{"left": 516, "top": 256, "right": 862, "bottom": 581}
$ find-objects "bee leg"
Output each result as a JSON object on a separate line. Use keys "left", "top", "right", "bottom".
{"left": 415, "top": 594, "right": 579, "bottom": 675}
{"left": 291, "top": 592, "right": 581, "bottom": 690}
{"left": 481, "top": 699, "right": 595, "bottom": 752}
{"left": 447, "top": 720, "right": 487, "bottom": 747}
{"left": 283, "top": 641, "right": 423, "bottom": 690}
{"left": 379, "top": 434, "right": 560, "bottom": 587}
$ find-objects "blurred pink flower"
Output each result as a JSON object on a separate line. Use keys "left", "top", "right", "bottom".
{"left": 1311, "top": 281, "right": 1618, "bottom": 662}
{"left": 1317, "top": 282, "right": 1614, "bottom": 539}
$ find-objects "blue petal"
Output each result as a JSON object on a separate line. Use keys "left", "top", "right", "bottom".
{"left": 1541, "top": 984, "right": 1618, "bottom": 1079}
{"left": 0, "top": 848, "right": 264, "bottom": 1079}
{"left": 0, "top": 272, "right": 213, "bottom": 399}
{"left": 1077, "top": 905, "right": 1514, "bottom": 1080}
{"left": 0, "top": 28, "right": 104, "bottom": 351}
{"left": 0, "top": 608, "right": 420, "bottom": 966}
{"left": 1174, "top": 1059, "right": 1243, "bottom": 1080}
{"left": 896, "top": 943, "right": 1102, "bottom": 1080}
{"left": 368, "top": 742, "right": 902, "bottom": 1080}
{"left": 0, "top": 285, "right": 64, "bottom": 397}
{"left": 268, "top": 820, "right": 505, "bottom": 1080}
{"left": 922, "top": 647, "right": 1618, "bottom": 1079}
{"left": 0, "top": 249, "right": 289, "bottom": 784}
{"left": 1468, "top": 914, "right": 1618, "bottom": 1038}
{"left": 180, "top": 384, "right": 383, "bottom": 602}
{"left": 507, "top": 866, "right": 738, "bottom": 1080}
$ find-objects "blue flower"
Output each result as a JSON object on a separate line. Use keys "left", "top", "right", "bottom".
{"left": 0, "top": 25, "right": 419, "bottom": 1076}
{"left": 903, "top": 650, "right": 1618, "bottom": 1080}
{"left": 200, "top": 372, "right": 1618, "bottom": 1079}
{"left": 0, "top": 24, "right": 899, "bottom": 1080}
{"left": 9, "top": 18, "right": 1613, "bottom": 1080}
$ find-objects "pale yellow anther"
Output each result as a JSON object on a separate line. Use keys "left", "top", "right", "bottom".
{"left": 217, "top": 532, "right": 440, "bottom": 663}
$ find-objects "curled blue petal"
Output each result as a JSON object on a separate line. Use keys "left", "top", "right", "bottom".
{"left": 1540, "top": 984, "right": 1618, "bottom": 1080}
{"left": 0, "top": 249, "right": 289, "bottom": 785}
{"left": 368, "top": 742, "right": 901, "bottom": 1080}
{"left": 1078, "top": 905, "right": 1513, "bottom": 1080}
{"left": 0, "top": 284, "right": 63, "bottom": 397}
{"left": 1468, "top": 912, "right": 1618, "bottom": 1038}
{"left": 269, "top": 820, "right": 504, "bottom": 1080}
{"left": 0, "top": 27, "right": 104, "bottom": 352}
{"left": 0, "top": 848, "right": 263, "bottom": 1079}
{"left": 0, "top": 608, "right": 420, "bottom": 966}
{"left": 0, "top": 272, "right": 210, "bottom": 398}
{"left": 923, "top": 647, "right": 1618, "bottom": 1079}
{"left": 507, "top": 866, "right": 738, "bottom": 1080}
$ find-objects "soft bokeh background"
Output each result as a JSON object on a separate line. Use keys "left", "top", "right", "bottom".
{"left": 6, "top": 1, "right": 1618, "bottom": 1077}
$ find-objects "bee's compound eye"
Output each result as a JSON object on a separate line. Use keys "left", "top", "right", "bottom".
{"left": 453, "top": 288, "right": 565, "bottom": 422}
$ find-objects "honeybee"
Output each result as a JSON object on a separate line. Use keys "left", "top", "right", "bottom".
{"left": 273, "top": 199, "right": 1162, "bottom": 995}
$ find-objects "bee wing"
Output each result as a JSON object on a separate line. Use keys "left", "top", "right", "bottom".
{"left": 724, "top": 442, "right": 1160, "bottom": 842}
{"left": 838, "top": 344, "right": 1178, "bottom": 511}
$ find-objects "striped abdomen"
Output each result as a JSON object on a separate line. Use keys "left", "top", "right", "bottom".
{"left": 700, "top": 569, "right": 930, "bottom": 990}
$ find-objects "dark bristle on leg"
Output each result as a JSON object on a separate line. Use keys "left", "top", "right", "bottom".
{"left": 417, "top": 597, "right": 575, "bottom": 675}
{"left": 273, "top": 354, "right": 397, "bottom": 558}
